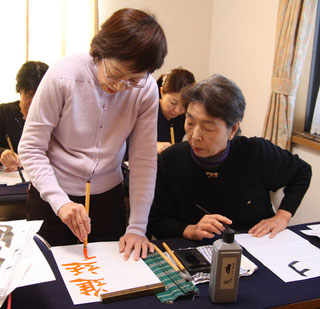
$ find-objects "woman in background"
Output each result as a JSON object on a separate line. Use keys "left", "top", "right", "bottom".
{"left": 148, "top": 74, "right": 311, "bottom": 240}
{"left": 0, "top": 61, "right": 48, "bottom": 172}
{"left": 156, "top": 68, "right": 195, "bottom": 153}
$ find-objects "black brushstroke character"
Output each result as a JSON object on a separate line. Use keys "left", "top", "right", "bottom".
{"left": 0, "top": 225, "right": 14, "bottom": 248}
{"left": 225, "top": 263, "right": 231, "bottom": 274}
{"left": 288, "top": 261, "right": 310, "bottom": 277}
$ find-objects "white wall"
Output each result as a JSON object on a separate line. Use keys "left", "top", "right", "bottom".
{"left": 210, "top": 0, "right": 320, "bottom": 225}
{"left": 98, "top": 0, "right": 213, "bottom": 81}
{"left": 290, "top": 145, "right": 320, "bottom": 225}
{"left": 210, "top": 0, "right": 278, "bottom": 136}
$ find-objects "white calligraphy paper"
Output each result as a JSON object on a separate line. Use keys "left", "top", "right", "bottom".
{"left": 0, "top": 167, "right": 29, "bottom": 185}
{"left": 51, "top": 242, "right": 162, "bottom": 305}
{"left": 307, "top": 224, "right": 320, "bottom": 231}
{"left": 19, "top": 239, "right": 55, "bottom": 286}
{"left": 301, "top": 223, "right": 320, "bottom": 238}
{"left": 0, "top": 220, "right": 54, "bottom": 307}
{"left": 235, "top": 229, "right": 320, "bottom": 282}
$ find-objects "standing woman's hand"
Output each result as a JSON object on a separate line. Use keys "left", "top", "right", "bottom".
{"left": 119, "top": 233, "right": 155, "bottom": 261}
{"left": 57, "top": 202, "right": 91, "bottom": 242}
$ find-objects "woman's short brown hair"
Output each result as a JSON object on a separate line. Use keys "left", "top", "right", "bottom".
{"left": 157, "top": 68, "right": 195, "bottom": 98}
{"left": 16, "top": 61, "right": 49, "bottom": 94}
{"left": 90, "top": 8, "right": 167, "bottom": 73}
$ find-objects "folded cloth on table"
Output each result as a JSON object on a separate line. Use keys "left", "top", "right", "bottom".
{"left": 144, "top": 252, "right": 199, "bottom": 303}
{"left": 192, "top": 245, "right": 258, "bottom": 284}
{"left": 160, "top": 246, "right": 258, "bottom": 285}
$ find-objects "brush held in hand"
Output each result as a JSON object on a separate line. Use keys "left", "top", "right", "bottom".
{"left": 83, "top": 180, "right": 91, "bottom": 258}
{"left": 5, "top": 135, "right": 26, "bottom": 183}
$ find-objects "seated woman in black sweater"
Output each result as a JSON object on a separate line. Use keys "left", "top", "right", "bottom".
{"left": 0, "top": 61, "right": 48, "bottom": 172}
{"left": 147, "top": 74, "right": 312, "bottom": 240}
{"left": 156, "top": 68, "right": 195, "bottom": 154}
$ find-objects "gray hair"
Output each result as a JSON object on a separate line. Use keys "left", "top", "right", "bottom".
{"left": 181, "top": 74, "right": 246, "bottom": 131}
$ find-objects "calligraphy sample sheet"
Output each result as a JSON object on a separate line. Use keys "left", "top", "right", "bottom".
{"left": 51, "top": 242, "right": 162, "bottom": 305}
{"left": 235, "top": 229, "right": 320, "bottom": 282}
{"left": 0, "top": 220, "right": 54, "bottom": 307}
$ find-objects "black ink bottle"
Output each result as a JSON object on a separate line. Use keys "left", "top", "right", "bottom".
{"left": 209, "top": 228, "right": 242, "bottom": 303}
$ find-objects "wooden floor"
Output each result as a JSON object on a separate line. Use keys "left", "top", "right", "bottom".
{"left": 0, "top": 201, "right": 26, "bottom": 221}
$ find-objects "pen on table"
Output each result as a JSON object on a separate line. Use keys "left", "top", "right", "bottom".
{"left": 5, "top": 134, "right": 26, "bottom": 183}
{"left": 83, "top": 180, "right": 91, "bottom": 259}
{"left": 153, "top": 244, "right": 191, "bottom": 282}
{"left": 169, "top": 124, "right": 175, "bottom": 145}
{"left": 195, "top": 203, "right": 230, "bottom": 230}
{"left": 162, "top": 242, "right": 192, "bottom": 282}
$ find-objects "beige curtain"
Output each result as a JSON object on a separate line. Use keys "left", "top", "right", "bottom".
{"left": 262, "top": 0, "right": 317, "bottom": 150}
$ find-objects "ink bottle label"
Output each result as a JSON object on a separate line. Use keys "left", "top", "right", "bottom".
{"left": 219, "top": 255, "right": 237, "bottom": 289}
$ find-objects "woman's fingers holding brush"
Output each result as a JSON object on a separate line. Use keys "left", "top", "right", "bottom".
{"left": 58, "top": 202, "right": 91, "bottom": 242}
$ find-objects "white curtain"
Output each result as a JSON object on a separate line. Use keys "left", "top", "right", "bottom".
{"left": 311, "top": 86, "right": 320, "bottom": 135}
{"left": 28, "top": 0, "right": 98, "bottom": 64}
{"left": 0, "top": 1, "right": 27, "bottom": 102}
{"left": 0, "top": 0, "right": 98, "bottom": 103}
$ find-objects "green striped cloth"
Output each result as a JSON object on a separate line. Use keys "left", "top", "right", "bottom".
{"left": 144, "top": 252, "right": 200, "bottom": 303}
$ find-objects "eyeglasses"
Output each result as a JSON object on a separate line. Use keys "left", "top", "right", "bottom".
{"left": 103, "top": 59, "right": 149, "bottom": 89}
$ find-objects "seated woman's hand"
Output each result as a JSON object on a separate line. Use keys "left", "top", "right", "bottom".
{"left": 248, "top": 209, "right": 292, "bottom": 238}
{"left": 183, "top": 214, "right": 232, "bottom": 240}
{"left": 157, "top": 142, "right": 172, "bottom": 154}
{"left": 0, "top": 149, "right": 21, "bottom": 172}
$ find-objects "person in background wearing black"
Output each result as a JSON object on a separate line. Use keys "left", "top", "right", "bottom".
{"left": 156, "top": 68, "right": 195, "bottom": 153}
{"left": 0, "top": 61, "right": 48, "bottom": 172}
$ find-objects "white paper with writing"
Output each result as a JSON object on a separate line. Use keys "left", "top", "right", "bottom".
{"left": 51, "top": 242, "right": 161, "bottom": 305}
{"left": 236, "top": 229, "right": 320, "bottom": 282}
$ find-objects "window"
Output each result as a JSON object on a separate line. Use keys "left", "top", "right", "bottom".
{"left": 305, "top": 1, "right": 320, "bottom": 134}
{"left": 292, "top": 1, "right": 320, "bottom": 150}
{"left": 0, "top": 0, "right": 97, "bottom": 103}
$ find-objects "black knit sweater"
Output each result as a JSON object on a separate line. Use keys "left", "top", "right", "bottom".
{"left": 157, "top": 103, "right": 185, "bottom": 143}
{"left": 147, "top": 137, "right": 312, "bottom": 239}
{"left": 0, "top": 101, "right": 24, "bottom": 156}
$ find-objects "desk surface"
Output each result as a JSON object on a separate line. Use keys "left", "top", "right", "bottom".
{"left": 0, "top": 182, "right": 28, "bottom": 203}
{"left": 5, "top": 223, "right": 320, "bottom": 309}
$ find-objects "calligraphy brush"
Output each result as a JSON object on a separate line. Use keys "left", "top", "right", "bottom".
{"left": 169, "top": 123, "right": 175, "bottom": 145}
{"left": 83, "top": 180, "right": 91, "bottom": 258}
{"left": 153, "top": 244, "right": 191, "bottom": 282}
{"left": 195, "top": 203, "right": 231, "bottom": 230}
{"left": 5, "top": 135, "right": 26, "bottom": 183}
{"left": 162, "top": 242, "right": 192, "bottom": 282}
